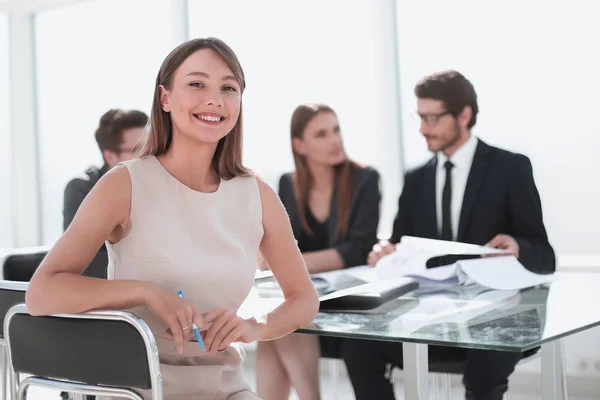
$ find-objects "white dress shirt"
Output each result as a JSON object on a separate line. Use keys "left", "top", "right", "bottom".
{"left": 436, "top": 135, "right": 479, "bottom": 240}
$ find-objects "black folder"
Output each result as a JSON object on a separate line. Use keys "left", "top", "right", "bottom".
{"left": 318, "top": 277, "right": 419, "bottom": 312}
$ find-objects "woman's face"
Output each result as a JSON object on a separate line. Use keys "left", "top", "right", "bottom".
{"left": 293, "top": 111, "right": 346, "bottom": 167}
{"left": 159, "top": 49, "right": 241, "bottom": 146}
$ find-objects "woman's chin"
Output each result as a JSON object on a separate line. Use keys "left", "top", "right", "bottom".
{"left": 328, "top": 157, "right": 347, "bottom": 168}
{"left": 179, "top": 130, "right": 229, "bottom": 146}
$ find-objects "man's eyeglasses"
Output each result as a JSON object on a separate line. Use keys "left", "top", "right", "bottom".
{"left": 411, "top": 111, "right": 452, "bottom": 125}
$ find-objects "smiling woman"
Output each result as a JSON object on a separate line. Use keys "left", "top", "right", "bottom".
{"left": 26, "top": 37, "right": 319, "bottom": 399}
{"left": 136, "top": 40, "right": 248, "bottom": 184}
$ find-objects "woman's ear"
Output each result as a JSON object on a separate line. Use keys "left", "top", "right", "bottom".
{"left": 159, "top": 85, "right": 171, "bottom": 112}
{"left": 292, "top": 137, "right": 306, "bottom": 156}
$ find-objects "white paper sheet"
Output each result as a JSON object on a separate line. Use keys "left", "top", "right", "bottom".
{"left": 370, "top": 236, "right": 552, "bottom": 291}
{"left": 372, "top": 236, "right": 511, "bottom": 282}
{"left": 457, "top": 255, "right": 554, "bottom": 290}
{"left": 399, "top": 236, "right": 511, "bottom": 256}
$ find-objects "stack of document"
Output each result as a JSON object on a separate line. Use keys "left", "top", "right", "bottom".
{"left": 252, "top": 236, "right": 554, "bottom": 312}
{"left": 372, "top": 236, "right": 554, "bottom": 290}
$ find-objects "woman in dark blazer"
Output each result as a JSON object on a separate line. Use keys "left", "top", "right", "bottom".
{"left": 256, "top": 104, "right": 381, "bottom": 400}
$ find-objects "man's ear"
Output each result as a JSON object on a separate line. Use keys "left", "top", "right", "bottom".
{"left": 458, "top": 106, "right": 473, "bottom": 128}
{"left": 102, "top": 149, "right": 118, "bottom": 168}
{"left": 159, "top": 85, "right": 171, "bottom": 112}
{"left": 292, "top": 137, "right": 306, "bottom": 156}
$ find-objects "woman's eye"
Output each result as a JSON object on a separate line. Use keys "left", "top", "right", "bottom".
{"left": 223, "top": 85, "right": 237, "bottom": 92}
{"left": 189, "top": 82, "right": 203, "bottom": 88}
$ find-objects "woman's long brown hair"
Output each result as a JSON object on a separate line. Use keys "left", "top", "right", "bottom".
{"left": 136, "top": 37, "right": 250, "bottom": 179}
{"left": 291, "top": 104, "right": 359, "bottom": 239}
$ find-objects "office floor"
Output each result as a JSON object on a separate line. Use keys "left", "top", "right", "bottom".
{"left": 23, "top": 357, "right": 597, "bottom": 400}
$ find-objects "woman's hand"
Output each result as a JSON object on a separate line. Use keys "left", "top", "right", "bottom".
{"left": 202, "top": 308, "right": 261, "bottom": 354}
{"left": 144, "top": 284, "right": 204, "bottom": 354}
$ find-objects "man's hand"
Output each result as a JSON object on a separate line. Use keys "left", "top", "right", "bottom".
{"left": 485, "top": 234, "right": 520, "bottom": 258}
{"left": 367, "top": 240, "right": 396, "bottom": 266}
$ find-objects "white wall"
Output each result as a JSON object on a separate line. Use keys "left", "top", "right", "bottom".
{"left": 396, "top": 0, "right": 600, "bottom": 257}
{"left": 188, "top": 0, "right": 378, "bottom": 185}
{"left": 34, "top": 0, "right": 174, "bottom": 244}
{"left": 0, "top": 13, "right": 12, "bottom": 248}
{"left": 187, "top": 0, "right": 405, "bottom": 230}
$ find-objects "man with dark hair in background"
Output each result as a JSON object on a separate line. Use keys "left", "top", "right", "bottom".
{"left": 63, "top": 108, "right": 148, "bottom": 230}
{"left": 341, "top": 70, "right": 555, "bottom": 400}
{"left": 61, "top": 109, "right": 147, "bottom": 400}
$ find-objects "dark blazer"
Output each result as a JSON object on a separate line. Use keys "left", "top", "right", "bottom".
{"left": 63, "top": 164, "right": 109, "bottom": 279}
{"left": 63, "top": 164, "right": 109, "bottom": 231}
{"left": 390, "top": 139, "right": 555, "bottom": 274}
{"left": 278, "top": 166, "right": 381, "bottom": 268}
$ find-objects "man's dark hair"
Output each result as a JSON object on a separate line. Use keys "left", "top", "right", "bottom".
{"left": 415, "top": 70, "right": 478, "bottom": 128}
{"left": 95, "top": 109, "right": 148, "bottom": 153}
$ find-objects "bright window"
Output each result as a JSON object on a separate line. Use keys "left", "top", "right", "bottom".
{"left": 0, "top": 13, "right": 12, "bottom": 247}
{"left": 35, "top": 0, "right": 173, "bottom": 244}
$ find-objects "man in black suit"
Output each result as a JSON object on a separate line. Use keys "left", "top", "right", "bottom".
{"left": 341, "top": 70, "right": 555, "bottom": 400}
{"left": 62, "top": 109, "right": 147, "bottom": 282}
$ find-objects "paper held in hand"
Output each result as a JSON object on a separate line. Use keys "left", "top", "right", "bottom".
{"left": 372, "top": 236, "right": 554, "bottom": 291}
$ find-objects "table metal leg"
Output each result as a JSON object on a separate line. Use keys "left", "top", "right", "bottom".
{"left": 541, "top": 339, "right": 568, "bottom": 400}
{"left": 403, "top": 342, "right": 429, "bottom": 399}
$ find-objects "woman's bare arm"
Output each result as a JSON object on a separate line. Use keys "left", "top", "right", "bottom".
{"left": 254, "top": 177, "right": 319, "bottom": 340}
{"left": 26, "top": 166, "right": 155, "bottom": 316}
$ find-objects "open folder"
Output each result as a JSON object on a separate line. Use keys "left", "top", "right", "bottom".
{"left": 373, "top": 236, "right": 554, "bottom": 290}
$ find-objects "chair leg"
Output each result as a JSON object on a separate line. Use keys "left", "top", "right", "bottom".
{"left": 0, "top": 344, "right": 6, "bottom": 400}
{"left": 8, "top": 365, "right": 18, "bottom": 400}
{"left": 17, "top": 378, "right": 31, "bottom": 400}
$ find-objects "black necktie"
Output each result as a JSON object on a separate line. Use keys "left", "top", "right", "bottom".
{"left": 441, "top": 160, "right": 454, "bottom": 241}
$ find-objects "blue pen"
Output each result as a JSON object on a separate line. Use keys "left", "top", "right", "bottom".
{"left": 176, "top": 290, "right": 206, "bottom": 351}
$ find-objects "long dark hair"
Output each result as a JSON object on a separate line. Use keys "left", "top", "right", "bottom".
{"left": 290, "top": 104, "right": 359, "bottom": 238}
{"left": 136, "top": 37, "right": 250, "bottom": 179}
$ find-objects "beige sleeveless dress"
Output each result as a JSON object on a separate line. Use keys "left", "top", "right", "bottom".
{"left": 105, "top": 155, "right": 263, "bottom": 400}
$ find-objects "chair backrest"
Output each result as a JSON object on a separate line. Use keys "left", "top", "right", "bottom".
{"left": 0, "top": 281, "right": 28, "bottom": 340}
{"left": 4, "top": 304, "right": 162, "bottom": 399}
{"left": 1, "top": 245, "right": 109, "bottom": 281}
{"left": 1, "top": 246, "right": 51, "bottom": 281}
{"left": 83, "top": 247, "right": 109, "bottom": 279}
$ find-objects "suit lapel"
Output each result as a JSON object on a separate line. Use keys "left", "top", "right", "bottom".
{"left": 423, "top": 158, "right": 438, "bottom": 239}
{"left": 457, "top": 140, "right": 491, "bottom": 241}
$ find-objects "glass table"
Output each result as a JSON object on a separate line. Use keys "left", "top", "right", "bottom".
{"left": 247, "top": 271, "right": 600, "bottom": 399}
